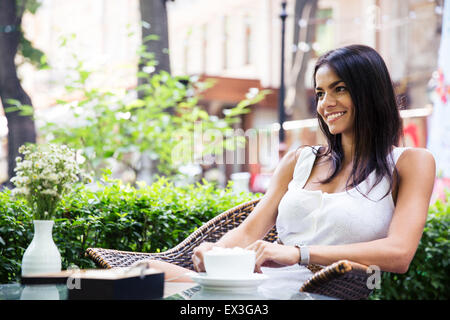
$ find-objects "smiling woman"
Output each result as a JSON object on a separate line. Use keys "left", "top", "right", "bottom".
{"left": 135, "top": 45, "right": 436, "bottom": 300}
{"left": 315, "top": 66, "right": 355, "bottom": 136}
{"left": 312, "top": 45, "right": 403, "bottom": 196}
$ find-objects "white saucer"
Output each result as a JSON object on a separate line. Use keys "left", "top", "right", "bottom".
{"left": 188, "top": 272, "right": 268, "bottom": 292}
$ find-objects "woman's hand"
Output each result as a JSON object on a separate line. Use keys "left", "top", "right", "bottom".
{"left": 192, "top": 241, "right": 216, "bottom": 272}
{"left": 246, "top": 240, "right": 300, "bottom": 273}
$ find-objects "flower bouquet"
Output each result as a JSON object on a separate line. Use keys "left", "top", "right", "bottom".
{"left": 11, "top": 143, "right": 88, "bottom": 276}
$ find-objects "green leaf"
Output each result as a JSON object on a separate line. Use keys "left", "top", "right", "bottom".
{"left": 143, "top": 34, "right": 160, "bottom": 42}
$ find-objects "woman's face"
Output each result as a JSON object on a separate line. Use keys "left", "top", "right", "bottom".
{"left": 315, "top": 64, "right": 355, "bottom": 136}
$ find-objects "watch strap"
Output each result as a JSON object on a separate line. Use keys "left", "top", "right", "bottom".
{"left": 294, "top": 244, "right": 310, "bottom": 265}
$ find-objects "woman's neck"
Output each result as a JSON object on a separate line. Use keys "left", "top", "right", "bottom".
{"left": 341, "top": 133, "right": 355, "bottom": 167}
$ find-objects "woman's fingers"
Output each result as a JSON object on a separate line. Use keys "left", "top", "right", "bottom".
{"left": 192, "top": 253, "right": 203, "bottom": 272}
{"left": 246, "top": 240, "right": 270, "bottom": 273}
{"left": 192, "top": 241, "right": 215, "bottom": 272}
{"left": 192, "top": 246, "right": 205, "bottom": 272}
{"left": 246, "top": 240, "right": 295, "bottom": 272}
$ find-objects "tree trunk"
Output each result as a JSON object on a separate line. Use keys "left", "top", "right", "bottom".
{"left": 0, "top": 0, "right": 37, "bottom": 188}
{"left": 139, "top": 0, "right": 171, "bottom": 79}
{"left": 137, "top": 0, "right": 173, "bottom": 182}
{"left": 286, "top": 0, "right": 318, "bottom": 120}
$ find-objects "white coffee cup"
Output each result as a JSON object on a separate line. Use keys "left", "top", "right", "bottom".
{"left": 203, "top": 247, "right": 256, "bottom": 278}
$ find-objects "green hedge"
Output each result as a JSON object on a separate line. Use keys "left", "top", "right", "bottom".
{"left": 1, "top": 177, "right": 448, "bottom": 300}
{"left": 370, "top": 191, "right": 450, "bottom": 300}
{"left": 0, "top": 176, "right": 260, "bottom": 283}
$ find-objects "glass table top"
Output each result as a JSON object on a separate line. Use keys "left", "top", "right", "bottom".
{"left": 0, "top": 282, "right": 336, "bottom": 300}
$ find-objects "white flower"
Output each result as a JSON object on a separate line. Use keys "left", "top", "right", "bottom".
{"left": 47, "top": 173, "right": 59, "bottom": 181}
{"left": 245, "top": 87, "right": 259, "bottom": 99}
{"left": 12, "top": 143, "right": 86, "bottom": 220}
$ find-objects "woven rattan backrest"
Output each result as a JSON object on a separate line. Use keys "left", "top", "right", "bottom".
{"left": 156, "top": 197, "right": 277, "bottom": 269}
{"left": 86, "top": 198, "right": 275, "bottom": 270}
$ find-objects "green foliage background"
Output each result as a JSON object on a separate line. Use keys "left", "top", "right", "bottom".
{"left": 369, "top": 191, "right": 450, "bottom": 300}
{"left": 35, "top": 38, "right": 270, "bottom": 183}
{"left": 1, "top": 177, "right": 448, "bottom": 300}
{"left": 0, "top": 175, "right": 260, "bottom": 283}
{"left": 17, "top": 0, "right": 49, "bottom": 70}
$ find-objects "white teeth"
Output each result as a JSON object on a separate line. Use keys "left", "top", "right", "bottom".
{"left": 327, "top": 112, "right": 345, "bottom": 121}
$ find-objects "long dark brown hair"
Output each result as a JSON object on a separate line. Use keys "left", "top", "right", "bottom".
{"left": 313, "top": 44, "right": 403, "bottom": 199}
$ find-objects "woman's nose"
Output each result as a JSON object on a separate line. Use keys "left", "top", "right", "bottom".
{"left": 322, "top": 92, "right": 337, "bottom": 107}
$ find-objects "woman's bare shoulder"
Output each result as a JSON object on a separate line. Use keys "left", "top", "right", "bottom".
{"left": 274, "top": 146, "right": 307, "bottom": 176}
{"left": 293, "top": 145, "right": 322, "bottom": 161}
{"left": 279, "top": 148, "right": 300, "bottom": 170}
{"left": 275, "top": 145, "right": 324, "bottom": 178}
{"left": 396, "top": 147, "right": 436, "bottom": 178}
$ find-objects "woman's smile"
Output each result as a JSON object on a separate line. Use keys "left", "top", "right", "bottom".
{"left": 325, "top": 111, "right": 347, "bottom": 122}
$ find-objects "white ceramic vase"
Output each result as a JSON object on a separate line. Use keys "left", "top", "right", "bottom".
{"left": 21, "top": 220, "right": 62, "bottom": 277}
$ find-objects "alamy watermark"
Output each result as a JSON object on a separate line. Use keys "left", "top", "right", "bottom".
{"left": 366, "top": 265, "right": 382, "bottom": 290}
{"left": 66, "top": 264, "right": 81, "bottom": 290}
{"left": 171, "top": 122, "right": 280, "bottom": 167}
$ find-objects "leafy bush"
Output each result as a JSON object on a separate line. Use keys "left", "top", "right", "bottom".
{"left": 35, "top": 45, "right": 269, "bottom": 182}
{"left": 370, "top": 191, "right": 450, "bottom": 300}
{"left": 0, "top": 175, "right": 260, "bottom": 283}
{"left": 2, "top": 176, "right": 448, "bottom": 300}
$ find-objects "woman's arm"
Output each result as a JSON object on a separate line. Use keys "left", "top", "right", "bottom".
{"left": 307, "top": 148, "right": 436, "bottom": 273}
{"left": 192, "top": 148, "right": 302, "bottom": 272}
{"left": 218, "top": 149, "right": 301, "bottom": 246}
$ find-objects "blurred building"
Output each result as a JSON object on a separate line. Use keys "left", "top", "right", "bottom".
{"left": 0, "top": 0, "right": 444, "bottom": 189}
{"left": 0, "top": 0, "right": 142, "bottom": 183}
{"left": 168, "top": 0, "right": 442, "bottom": 109}
{"left": 166, "top": 0, "right": 443, "bottom": 189}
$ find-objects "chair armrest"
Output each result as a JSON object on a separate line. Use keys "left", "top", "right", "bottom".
{"left": 300, "top": 260, "right": 375, "bottom": 300}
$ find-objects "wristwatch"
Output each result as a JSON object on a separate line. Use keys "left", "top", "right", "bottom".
{"left": 294, "top": 243, "right": 310, "bottom": 265}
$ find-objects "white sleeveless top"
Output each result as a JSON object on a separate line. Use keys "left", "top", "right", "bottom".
{"left": 258, "top": 146, "right": 409, "bottom": 299}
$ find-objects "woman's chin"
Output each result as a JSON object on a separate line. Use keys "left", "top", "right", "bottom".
{"left": 327, "top": 126, "right": 340, "bottom": 135}
{"left": 327, "top": 126, "right": 354, "bottom": 137}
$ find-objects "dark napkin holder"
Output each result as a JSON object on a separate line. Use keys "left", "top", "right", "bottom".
{"left": 21, "top": 268, "right": 165, "bottom": 300}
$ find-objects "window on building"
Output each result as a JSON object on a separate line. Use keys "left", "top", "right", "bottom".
{"left": 183, "top": 28, "right": 192, "bottom": 75}
{"left": 244, "top": 15, "right": 252, "bottom": 65}
{"left": 223, "top": 16, "right": 229, "bottom": 70}
{"left": 183, "top": 37, "right": 189, "bottom": 74}
{"left": 202, "top": 24, "right": 208, "bottom": 74}
{"left": 315, "top": 8, "right": 334, "bottom": 56}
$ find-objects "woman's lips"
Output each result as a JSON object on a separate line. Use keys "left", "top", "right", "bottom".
{"left": 326, "top": 111, "right": 346, "bottom": 122}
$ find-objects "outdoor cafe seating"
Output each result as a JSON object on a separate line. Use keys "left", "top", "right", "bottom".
{"left": 86, "top": 198, "right": 374, "bottom": 300}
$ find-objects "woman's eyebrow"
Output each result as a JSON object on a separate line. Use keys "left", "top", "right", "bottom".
{"left": 315, "top": 80, "right": 345, "bottom": 91}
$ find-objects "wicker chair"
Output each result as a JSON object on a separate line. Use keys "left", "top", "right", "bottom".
{"left": 86, "top": 198, "right": 374, "bottom": 300}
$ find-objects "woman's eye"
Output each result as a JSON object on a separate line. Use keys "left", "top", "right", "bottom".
{"left": 336, "top": 86, "right": 347, "bottom": 93}
{"left": 316, "top": 91, "right": 324, "bottom": 99}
